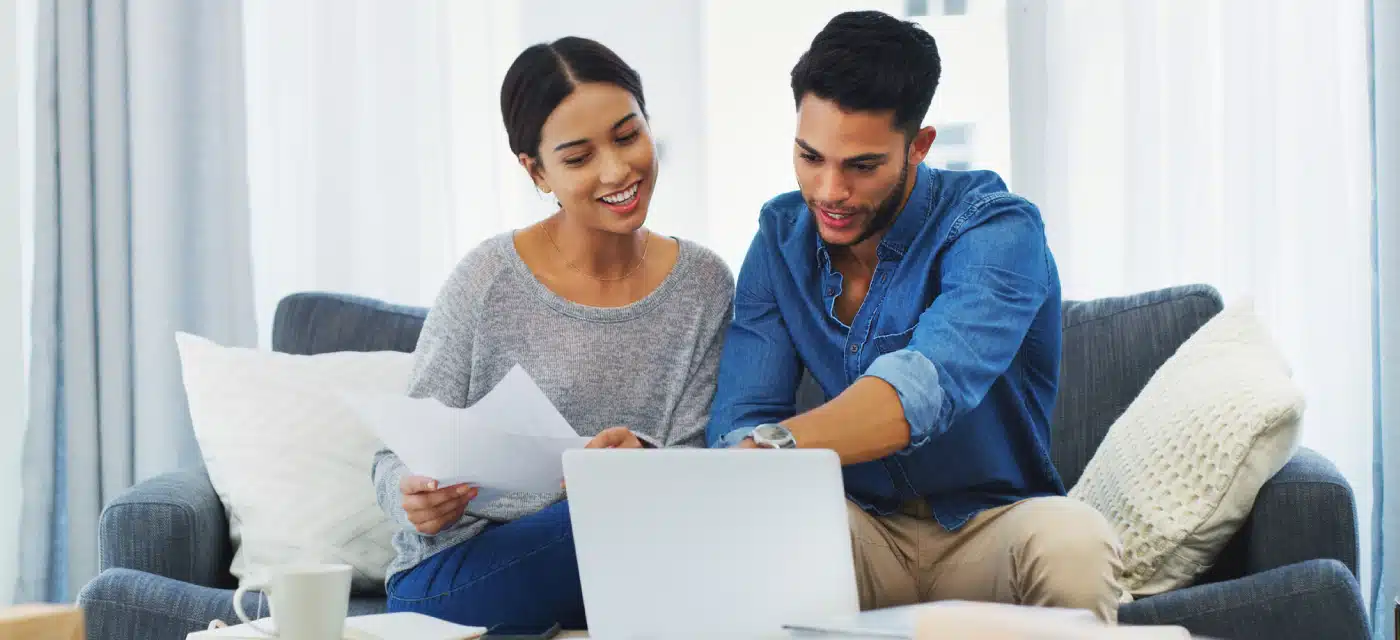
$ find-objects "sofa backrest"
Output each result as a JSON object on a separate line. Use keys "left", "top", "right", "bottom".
{"left": 272, "top": 284, "right": 1224, "bottom": 489}
{"left": 272, "top": 292, "right": 427, "bottom": 356}
{"left": 1051, "top": 284, "right": 1222, "bottom": 487}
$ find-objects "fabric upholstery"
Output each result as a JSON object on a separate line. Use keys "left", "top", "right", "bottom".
{"left": 79, "top": 568, "right": 386, "bottom": 640}
{"left": 1241, "top": 447, "right": 1360, "bottom": 578}
{"left": 98, "top": 468, "right": 235, "bottom": 589}
{"left": 1054, "top": 284, "right": 1223, "bottom": 489}
{"left": 1194, "top": 447, "right": 1361, "bottom": 587}
{"left": 83, "top": 287, "right": 1369, "bottom": 639}
{"left": 271, "top": 292, "right": 426, "bottom": 356}
{"left": 1069, "top": 302, "right": 1305, "bottom": 595}
{"left": 1119, "top": 559, "right": 1368, "bottom": 640}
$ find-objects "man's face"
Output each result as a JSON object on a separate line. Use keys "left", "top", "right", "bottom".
{"left": 793, "top": 95, "right": 933, "bottom": 248}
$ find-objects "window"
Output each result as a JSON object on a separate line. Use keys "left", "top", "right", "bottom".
{"left": 909, "top": 0, "right": 1012, "bottom": 183}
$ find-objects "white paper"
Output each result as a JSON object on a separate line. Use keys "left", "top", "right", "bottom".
{"left": 189, "top": 612, "right": 486, "bottom": 639}
{"left": 342, "top": 365, "right": 591, "bottom": 496}
{"left": 467, "top": 365, "right": 579, "bottom": 439}
{"left": 783, "top": 601, "right": 1100, "bottom": 638}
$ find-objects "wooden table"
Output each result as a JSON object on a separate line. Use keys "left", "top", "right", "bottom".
{"left": 0, "top": 604, "right": 85, "bottom": 640}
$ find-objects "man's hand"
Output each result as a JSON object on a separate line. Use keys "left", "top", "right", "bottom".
{"left": 586, "top": 426, "right": 646, "bottom": 449}
{"left": 400, "top": 475, "right": 477, "bottom": 536}
{"left": 735, "top": 437, "right": 761, "bottom": 449}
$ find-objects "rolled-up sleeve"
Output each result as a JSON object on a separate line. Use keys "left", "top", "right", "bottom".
{"left": 860, "top": 195, "right": 1052, "bottom": 453}
{"left": 705, "top": 226, "right": 803, "bottom": 448}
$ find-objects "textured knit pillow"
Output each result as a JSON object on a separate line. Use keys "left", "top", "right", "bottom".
{"left": 176, "top": 332, "right": 413, "bottom": 593}
{"left": 1067, "top": 302, "right": 1303, "bottom": 596}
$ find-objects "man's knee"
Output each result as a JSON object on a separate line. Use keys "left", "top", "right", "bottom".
{"left": 1017, "top": 496, "right": 1119, "bottom": 555}
{"left": 1009, "top": 497, "right": 1124, "bottom": 621}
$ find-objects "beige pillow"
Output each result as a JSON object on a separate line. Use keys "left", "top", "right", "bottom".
{"left": 176, "top": 332, "right": 413, "bottom": 593}
{"left": 1068, "top": 302, "right": 1303, "bottom": 596}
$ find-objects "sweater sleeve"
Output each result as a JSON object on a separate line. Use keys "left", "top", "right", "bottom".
{"left": 372, "top": 252, "right": 485, "bottom": 533}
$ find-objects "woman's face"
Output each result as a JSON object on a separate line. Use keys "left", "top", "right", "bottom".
{"left": 524, "top": 82, "right": 658, "bottom": 234}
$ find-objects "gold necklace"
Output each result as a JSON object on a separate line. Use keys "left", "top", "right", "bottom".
{"left": 542, "top": 222, "right": 650, "bottom": 282}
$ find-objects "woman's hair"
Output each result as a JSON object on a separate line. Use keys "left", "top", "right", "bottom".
{"left": 500, "top": 37, "right": 648, "bottom": 159}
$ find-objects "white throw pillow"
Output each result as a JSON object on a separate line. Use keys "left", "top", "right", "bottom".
{"left": 175, "top": 332, "right": 413, "bottom": 593}
{"left": 1067, "top": 302, "right": 1303, "bottom": 596}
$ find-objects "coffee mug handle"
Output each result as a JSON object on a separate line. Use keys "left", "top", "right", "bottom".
{"left": 233, "top": 580, "right": 276, "bottom": 637}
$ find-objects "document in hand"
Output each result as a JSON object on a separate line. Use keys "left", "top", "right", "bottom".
{"left": 343, "top": 365, "right": 591, "bottom": 499}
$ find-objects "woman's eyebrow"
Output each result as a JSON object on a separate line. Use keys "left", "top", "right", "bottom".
{"left": 553, "top": 114, "right": 639, "bottom": 152}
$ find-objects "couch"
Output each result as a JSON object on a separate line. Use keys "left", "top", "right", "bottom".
{"left": 76, "top": 284, "right": 1370, "bottom": 639}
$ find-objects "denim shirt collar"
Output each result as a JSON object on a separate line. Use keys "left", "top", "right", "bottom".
{"left": 815, "top": 163, "right": 937, "bottom": 266}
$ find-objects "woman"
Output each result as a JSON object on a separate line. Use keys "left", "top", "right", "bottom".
{"left": 371, "top": 37, "right": 734, "bottom": 630}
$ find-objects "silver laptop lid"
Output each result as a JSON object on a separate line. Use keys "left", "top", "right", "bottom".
{"left": 562, "top": 448, "right": 859, "bottom": 638}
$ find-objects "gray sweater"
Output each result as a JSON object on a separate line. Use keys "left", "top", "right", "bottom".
{"left": 373, "top": 232, "right": 735, "bottom": 579}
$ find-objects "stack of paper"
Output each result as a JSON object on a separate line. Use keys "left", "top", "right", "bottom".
{"left": 342, "top": 365, "right": 591, "bottom": 502}
{"left": 188, "top": 612, "right": 485, "bottom": 639}
{"left": 784, "top": 601, "right": 1191, "bottom": 639}
{"left": 784, "top": 601, "right": 1097, "bottom": 638}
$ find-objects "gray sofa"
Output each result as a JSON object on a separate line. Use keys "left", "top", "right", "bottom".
{"left": 77, "top": 284, "right": 1370, "bottom": 639}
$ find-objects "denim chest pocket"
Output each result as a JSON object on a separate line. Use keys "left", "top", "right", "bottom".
{"left": 872, "top": 326, "right": 917, "bottom": 354}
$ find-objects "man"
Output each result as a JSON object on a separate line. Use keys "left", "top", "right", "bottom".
{"left": 706, "top": 10, "right": 1124, "bottom": 623}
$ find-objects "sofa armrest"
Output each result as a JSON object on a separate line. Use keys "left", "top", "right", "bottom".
{"left": 98, "top": 468, "right": 234, "bottom": 589}
{"left": 1121, "top": 559, "right": 1369, "bottom": 640}
{"left": 1240, "top": 447, "right": 1359, "bottom": 579}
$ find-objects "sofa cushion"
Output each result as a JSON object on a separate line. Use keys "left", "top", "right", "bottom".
{"left": 1053, "top": 285, "right": 1223, "bottom": 488}
{"left": 1068, "top": 302, "right": 1303, "bottom": 595}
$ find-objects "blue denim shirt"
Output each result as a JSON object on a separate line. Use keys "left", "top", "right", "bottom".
{"left": 706, "top": 164, "right": 1066, "bottom": 530}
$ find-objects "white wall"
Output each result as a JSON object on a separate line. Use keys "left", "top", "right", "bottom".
{"left": 702, "top": 0, "right": 901, "bottom": 269}
{"left": 915, "top": 1, "right": 1012, "bottom": 181}
{"left": 0, "top": 0, "right": 35, "bottom": 607}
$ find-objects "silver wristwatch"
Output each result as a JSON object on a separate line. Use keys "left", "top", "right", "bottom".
{"left": 750, "top": 423, "right": 797, "bottom": 449}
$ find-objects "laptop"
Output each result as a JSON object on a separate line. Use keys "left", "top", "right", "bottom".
{"left": 562, "top": 448, "right": 859, "bottom": 638}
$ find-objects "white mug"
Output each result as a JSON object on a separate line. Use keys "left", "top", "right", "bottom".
{"left": 233, "top": 563, "right": 352, "bottom": 639}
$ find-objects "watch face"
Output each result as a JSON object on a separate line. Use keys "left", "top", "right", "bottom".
{"left": 754, "top": 424, "right": 791, "bottom": 446}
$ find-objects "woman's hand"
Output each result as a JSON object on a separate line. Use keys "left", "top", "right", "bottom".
{"left": 563, "top": 427, "right": 646, "bottom": 491}
{"left": 585, "top": 426, "right": 646, "bottom": 449}
{"left": 399, "top": 475, "right": 478, "bottom": 535}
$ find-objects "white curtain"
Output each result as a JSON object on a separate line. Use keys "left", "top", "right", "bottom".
{"left": 243, "top": 0, "right": 532, "bottom": 345}
{"left": 1, "top": 0, "right": 36, "bottom": 608}
{"left": 1370, "top": 0, "right": 1398, "bottom": 631}
{"left": 19, "top": 0, "right": 256, "bottom": 602}
{"left": 1008, "top": 0, "right": 1376, "bottom": 592}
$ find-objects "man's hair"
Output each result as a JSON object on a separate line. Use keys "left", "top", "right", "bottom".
{"left": 790, "top": 11, "right": 941, "bottom": 139}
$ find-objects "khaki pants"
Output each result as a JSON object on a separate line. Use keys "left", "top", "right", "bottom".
{"left": 847, "top": 496, "right": 1125, "bottom": 623}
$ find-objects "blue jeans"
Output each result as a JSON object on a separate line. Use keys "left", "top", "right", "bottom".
{"left": 386, "top": 500, "right": 586, "bottom": 630}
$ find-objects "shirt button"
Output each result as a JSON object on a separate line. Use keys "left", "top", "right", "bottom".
{"left": 826, "top": 287, "right": 836, "bottom": 296}
{"left": 849, "top": 344, "right": 859, "bottom": 354}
